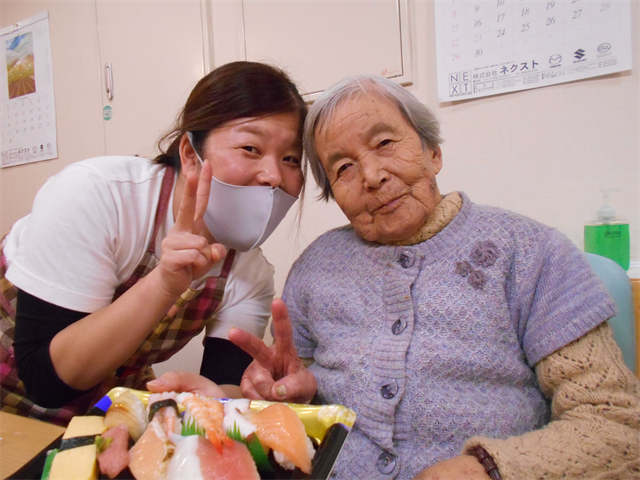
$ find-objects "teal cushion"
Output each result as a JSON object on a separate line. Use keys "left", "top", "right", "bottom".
{"left": 584, "top": 252, "right": 636, "bottom": 374}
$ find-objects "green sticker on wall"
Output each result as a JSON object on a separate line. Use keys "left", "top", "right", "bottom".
{"left": 103, "top": 106, "right": 113, "bottom": 121}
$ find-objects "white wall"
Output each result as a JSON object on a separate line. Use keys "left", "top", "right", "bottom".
{"left": 416, "top": 1, "right": 639, "bottom": 262}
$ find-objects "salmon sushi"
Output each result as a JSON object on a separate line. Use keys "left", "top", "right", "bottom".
{"left": 250, "top": 403, "right": 315, "bottom": 474}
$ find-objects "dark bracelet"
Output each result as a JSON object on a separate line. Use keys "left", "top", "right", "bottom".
{"left": 471, "top": 446, "right": 503, "bottom": 480}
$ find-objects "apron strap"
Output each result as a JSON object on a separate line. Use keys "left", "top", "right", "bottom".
{"left": 0, "top": 235, "right": 16, "bottom": 318}
{"left": 148, "top": 166, "right": 176, "bottom": 255}
{"left": 113, "top": 166, "right": 175, "bottom": 297}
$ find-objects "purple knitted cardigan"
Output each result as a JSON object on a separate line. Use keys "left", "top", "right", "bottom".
{"left": 283, "top": 193, "right": 617, "bottom": 480}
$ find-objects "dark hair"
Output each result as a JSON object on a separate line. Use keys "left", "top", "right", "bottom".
{"left": 154, "top": 61, "right": 308, "bottom": 169}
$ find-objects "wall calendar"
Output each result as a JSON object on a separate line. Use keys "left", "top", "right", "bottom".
{"left": 0, "top": 11, "right": 57, "bottom": 168}
{"left": 434, "top": 0, "right": 632, "bottom": 102}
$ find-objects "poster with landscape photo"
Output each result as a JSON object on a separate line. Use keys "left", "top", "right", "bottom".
{"left": 6, "top": 32, "right": 36, "bottom": 99}
{"left": 0, "top": 11, "right": 57, "bottom": 167}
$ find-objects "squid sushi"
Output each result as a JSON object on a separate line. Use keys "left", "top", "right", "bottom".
{"left": 104, "top": 390, "right": 148, "bottom": 442}
{"left": 147, "top": 393, "right": 183, "bottom": 436}
{"left": 250, "top": 403, "right": 315, "bottom": 474}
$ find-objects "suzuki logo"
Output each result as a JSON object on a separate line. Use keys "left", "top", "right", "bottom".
{"left": 574, "top": 49, "right": 586, "bottom": 60}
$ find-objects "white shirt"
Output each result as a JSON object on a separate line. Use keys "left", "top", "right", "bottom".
{"left": 5, "top": 156, "right": 273, "bottom": 339}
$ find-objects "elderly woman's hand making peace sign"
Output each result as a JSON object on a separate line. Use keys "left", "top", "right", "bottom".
{"left": 148, "top": 298, "right": 317, "bottom": 403}
{"left": 229, "top": 298, "right": 317, "bottom": 404}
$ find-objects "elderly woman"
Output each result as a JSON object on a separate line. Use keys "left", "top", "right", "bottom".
{"left": 153, "top": 75, "right": 640, "bottom": 480}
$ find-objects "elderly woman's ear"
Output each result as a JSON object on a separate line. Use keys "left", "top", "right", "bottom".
{"left": 430, "top": 146, "right": 443, "bottom": 175}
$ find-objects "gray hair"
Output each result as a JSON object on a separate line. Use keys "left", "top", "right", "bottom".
{"left": 304, "top": 75, "right": 443, "bottom": 201}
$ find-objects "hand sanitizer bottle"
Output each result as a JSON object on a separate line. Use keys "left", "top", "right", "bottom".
{"left": 584, "top": 189, "right": 630, "bottom": 270}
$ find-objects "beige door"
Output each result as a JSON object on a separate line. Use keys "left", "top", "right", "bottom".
{"left": 96, "top": 0, "right": 206, "bottom": 158}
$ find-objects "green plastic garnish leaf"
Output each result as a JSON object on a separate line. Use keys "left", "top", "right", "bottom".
{"left": 181, "top": 416, "right": 205, "bottom": 437}
{"left": 40, "top": 449, "right": 58, "bottom": 480}
{"left": 227, "top": 422, "right": 272, "bottom": 472}
{"left": 226, "top": 422, "right": 244, "bottom": 442}
{"left": 245, "top": 433, "right": 272, "bottom": 472}
{"left": 95, "top": 435, "right": 113, "bottom": 454}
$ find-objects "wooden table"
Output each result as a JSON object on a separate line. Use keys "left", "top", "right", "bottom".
{"left": 0, "top": 411, "right": 64, "bottom": 479}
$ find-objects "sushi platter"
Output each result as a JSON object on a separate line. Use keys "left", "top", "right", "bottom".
{"left": 36, "top": 387, "right": 355, "bottom": 480}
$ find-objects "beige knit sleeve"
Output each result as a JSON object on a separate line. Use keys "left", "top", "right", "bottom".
{"left": 463, "top": 322, "right": 640, "bottom": 480}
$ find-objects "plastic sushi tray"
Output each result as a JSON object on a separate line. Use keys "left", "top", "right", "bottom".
{"left": 29, "top": 387, "right": 355, "bottom": 480}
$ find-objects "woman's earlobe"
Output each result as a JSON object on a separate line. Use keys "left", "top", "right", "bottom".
{"left": 178, "top": 132, "right": 200, "bottom": 173}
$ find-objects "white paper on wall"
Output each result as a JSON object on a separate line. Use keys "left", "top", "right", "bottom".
{"left": 1, "top": 11, "right": 57, "bottom": 168}
{"left": 434, "top": 0, "right": 632, "bottom": 102}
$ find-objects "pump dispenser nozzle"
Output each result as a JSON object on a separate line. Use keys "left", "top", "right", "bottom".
{"left": 585, "top": 188, "right": 629, "bottom": 270}
{"left": 596, "top": 189, "right": 620, "bottom": 221}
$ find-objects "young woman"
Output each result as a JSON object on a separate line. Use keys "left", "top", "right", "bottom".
{"left": 0, "top": 61, "right": 307, "bottom": 425}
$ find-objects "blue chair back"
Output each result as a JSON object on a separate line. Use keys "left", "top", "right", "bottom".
{"left": 584, "top": 252, "right": 636, "bottom": 374}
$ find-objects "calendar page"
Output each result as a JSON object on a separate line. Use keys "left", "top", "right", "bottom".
{"left": 0, "top": 11, "right": 57, "bottom": 168}
{"left": 434, "top": 0, "right": 632, "bottom": 102}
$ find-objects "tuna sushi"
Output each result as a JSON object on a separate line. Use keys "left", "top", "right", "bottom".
{"left": 96, "top": 425, "right": 130, "bottom": 479}
{"left": 167, "top": 435, "right": 260, "bottom": 480}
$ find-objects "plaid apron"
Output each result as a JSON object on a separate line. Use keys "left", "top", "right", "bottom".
{"left": 0, "top": 166, "right": 236, "bottom": 426}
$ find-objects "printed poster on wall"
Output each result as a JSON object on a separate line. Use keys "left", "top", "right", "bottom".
{"left": 434, "top": 0, "right": 632, "bottom": 102}
{"left": 0, "top": 11, "right": 57, "bottom": 168}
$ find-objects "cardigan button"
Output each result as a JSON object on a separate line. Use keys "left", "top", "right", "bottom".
{"left": 398, "top": 250, "right": 415, "bottom": 268}
{"left": 391, "top": 318, "right": 407, "bottom": 335}
{"left": 380, "top": 379, "right": 398, "bottom": 399}
{"left": 377, "top": 451, "right": 397, "bottom": 474}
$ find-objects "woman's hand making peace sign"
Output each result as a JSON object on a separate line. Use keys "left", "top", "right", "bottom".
{"left": 154, "top": 160, "right": 227, "bottom": 299}
{"left": 49, "top": 161, "right": 227, "bottom": 391}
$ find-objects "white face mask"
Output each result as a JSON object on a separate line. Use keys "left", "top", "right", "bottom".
{"left": 187, "top": 133, "right": 298, "bottom": 252}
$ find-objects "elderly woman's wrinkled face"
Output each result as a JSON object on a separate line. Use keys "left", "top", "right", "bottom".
{"left": 316, "top": 93, "right": 443, "bottom": 243}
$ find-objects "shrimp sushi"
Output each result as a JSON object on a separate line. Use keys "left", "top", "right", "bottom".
{"left": 182, "top": 394, "right": 233, "bottom": 453}
{"left": 250, "top": 403, "right": 315, "bottom": 474}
